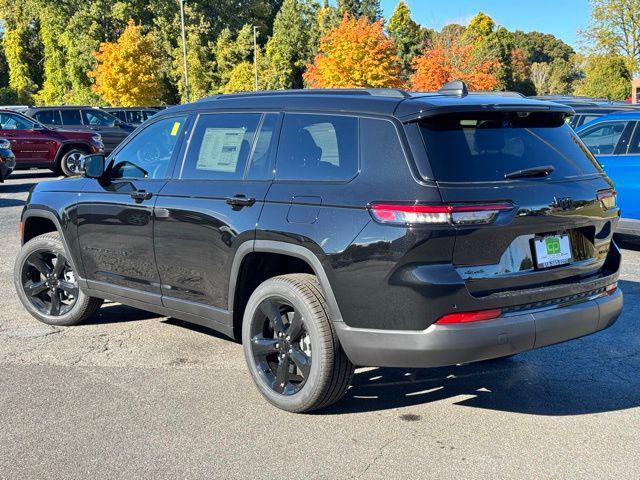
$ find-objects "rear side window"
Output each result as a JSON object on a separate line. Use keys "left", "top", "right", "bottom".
{"left": 579, "top": 121, "right": 628, "bottom": 155}
{"left": 33, "top": 110, "right": 62, "bottom": 125}
{"left": 418, "top": 112, "right": 602, "bottom": 182}
{"left": 60, "top": 109, "right": 82, "bottom": 125}
{"left": 181, "top": 113, "right": 261, "bottom": 180}
{"left": 276, "top": 114, "right": 358, "bottom": 181}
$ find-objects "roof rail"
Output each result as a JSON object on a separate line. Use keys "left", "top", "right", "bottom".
{"left": 198, "top": 88, "right": 411, "bottom": 102}
{"left": 438, "top": 81, "right": 468, "bottom": 98}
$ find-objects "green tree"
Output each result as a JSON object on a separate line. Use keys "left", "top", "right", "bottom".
{"left": 265, "top": 0, "right": 318, "bottom": 89}
{"left": 582, "top": 0, "right": 640, "bottom": 73}
{"left": 2, "top": 27, "right": 37, "bottom": 101}
{"left": 0, "top": 33, "right": 9, "bottom": 88}
{"left": 530, "top": 61, "right": 551, "bottom": 94}
{"left": 338, "top": 0, "right": 360, "bottom": 17}
{"left": 360, "top": 0, "right": 382, "bottom": 22}
{"left": 547, "top": 58, "right": 579, "bottom": 94}
{"left": 387, "top": 1, "right": 422, "bottom": 79}
{"left": 512, "top": 30, "right": 574, "bottom": 64}
{"left": 575, "top": 55, "right": 630, "bottom": 100}
{"left": 211, "top": 25, "right": 254, "bottom": 92}
{"left": 35, "top": 10, "right": 71, "bottom": 105}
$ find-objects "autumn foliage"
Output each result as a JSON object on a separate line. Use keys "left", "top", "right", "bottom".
{"left": 410, "top": 38, "right": 499, "bottom": 91}
{"left": 89, "top": 21, "right": 164, "bottom": 106}
{"left": 304, "top": 15, "right": 403, "bottom": 88}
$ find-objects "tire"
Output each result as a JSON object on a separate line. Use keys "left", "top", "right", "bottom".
{"left": 59, "top": 148, "right": 88, "bottom": 177}
{"left": 14, "top": 232, "right": 103, "bottom": 326}
{"left": 242, "top": 273, "right": 354, "bottom": 413}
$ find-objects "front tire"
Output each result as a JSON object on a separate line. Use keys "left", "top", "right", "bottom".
{"left": 242, "top": 274, "right": 354, "bottom": 413}
{"left": 14, "top": 232, "right": 103, "bottom": 326}
{"left": 59, "top": 148, "right": 88, "bottom": 176}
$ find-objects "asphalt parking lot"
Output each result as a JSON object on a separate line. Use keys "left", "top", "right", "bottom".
{"left": 1, "top": 170, "right": 639, "bottom": 479}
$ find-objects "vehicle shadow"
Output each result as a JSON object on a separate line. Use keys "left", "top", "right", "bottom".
{"left": 84, "top": 302, "right": 160, "bottom": 325}
{"left": 320, "top": 279, "right": 640, "bottom": 417}
{"left": 0, "top": 198, "right": 25, "bottom": 208}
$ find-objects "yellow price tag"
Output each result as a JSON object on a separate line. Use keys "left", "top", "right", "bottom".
{"left": 170, "top": 122, "right": 181, "bottom": 136}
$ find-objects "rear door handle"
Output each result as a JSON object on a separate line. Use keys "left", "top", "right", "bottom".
{"left": 130, "top": 189, "right": 153, "bottom": 202}
{"left": 226, "top": 194, "right": 256, "bottom": 209}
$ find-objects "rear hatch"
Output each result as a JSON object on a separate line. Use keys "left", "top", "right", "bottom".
{"left": 416, "top": 110, "right": 619, "bottom": 301}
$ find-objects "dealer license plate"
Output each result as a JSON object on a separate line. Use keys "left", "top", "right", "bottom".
{"left": 533, "top": 234, "right": 572, "bottom": 269}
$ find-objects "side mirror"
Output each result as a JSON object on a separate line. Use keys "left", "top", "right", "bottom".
{"left": 82, "top": 154, "right": 105, "bottom": 178}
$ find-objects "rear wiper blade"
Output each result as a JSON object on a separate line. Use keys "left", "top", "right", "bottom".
{"left": 504, "top": 165, "right": 555, "bottom": 179}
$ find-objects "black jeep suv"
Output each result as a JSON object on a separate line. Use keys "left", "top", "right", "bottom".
{"left": 14, "top": 83, "right": 623, "bottom": 412}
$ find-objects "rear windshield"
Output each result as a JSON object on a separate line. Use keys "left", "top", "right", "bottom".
{"left": 418, "top": 112, "right": 603, "bottom": 182}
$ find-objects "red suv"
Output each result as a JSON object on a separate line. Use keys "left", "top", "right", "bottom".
{"left": 0, "top": 109, "right": 104, "bottom": 176}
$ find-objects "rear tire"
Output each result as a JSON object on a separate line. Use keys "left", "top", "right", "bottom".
{"left": 59, "top": 148, "right": 88, "bottom": 177}
{"left": 14, "top": 232, "right": 103, "bottom": 326}
{"left": 242, "top": 274, "right": 354, "bottom": 413}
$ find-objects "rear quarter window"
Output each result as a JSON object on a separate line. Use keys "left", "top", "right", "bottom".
{"left": 418, "top": 112, "right": 603, "bottom": 182}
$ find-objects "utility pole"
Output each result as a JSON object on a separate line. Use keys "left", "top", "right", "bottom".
{"left": 179, "top": 0, "right": 190, "bottom": 103}
{"left": 253, "top": 26, "right": 259, "bottom": 91}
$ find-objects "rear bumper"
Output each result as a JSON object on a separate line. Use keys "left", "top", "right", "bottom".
{"left": 335, "top": 289, "right": 623, "bottom": 368}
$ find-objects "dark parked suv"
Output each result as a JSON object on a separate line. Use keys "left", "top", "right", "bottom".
{"left": 24, "top": 106, "right": 135, "bottom": 154}
{"left": 0, "top": 109, "right": 104, "bottom": 175}
{"left": 14, "top": 84, "right": 623, "bottom": 412}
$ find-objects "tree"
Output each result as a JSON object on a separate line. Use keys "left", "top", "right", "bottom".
{"left": 464, "top": 12, "right": 495, "bottom": 48}
{"left": 360, "top": 0, "right": 382, "bottom": 22}
{"left": 547, "top": 57, "right": 579, "bottom": 94}
{"left": 211, "top": 25, "right": 254, "bottom": 92}
{"left": 265, "top": 0, "right": 318, "bottom": 89}
{"left": 36, "top": 9, "right": 71, "bottom": 105}
{"left": 530, "top": 62, "right": 551, "bottom": 94}
{"left": 304, "top": 15, "right": 403, "bottom": 88}
{"left": 387, "top": 1, "right": 423, "bottom": 79}
{"left": 337, "top": 0, "right": 381, "bottom": 21}
{"left": 411, "top": 36, "right": 500, "bottom": 91}
{"left": 582, "top": 0, "right": 640, "bottom": 73}
{"left": 89, "top": 20, "right": 165, "bottom": 106}
{"left": 512, "top": 30, "right": 574, "bottom": 64}
{"left": 575, "top": 55, "right": 630, "bottom": 100}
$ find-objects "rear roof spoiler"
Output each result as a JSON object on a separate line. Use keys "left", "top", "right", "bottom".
{"left": 398, "top": 103, "right": 575, "bottom": 122}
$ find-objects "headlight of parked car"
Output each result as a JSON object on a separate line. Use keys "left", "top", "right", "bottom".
{"left": 0, "top": 139, "right": 10, "bottom": 149}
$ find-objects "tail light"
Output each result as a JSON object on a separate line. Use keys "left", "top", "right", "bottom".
{"left": 597, "top": 189, "right": 616, "bottom": 209}
{"left": 368, "top": 202, "right": 513, "bottom": 226}
{"left": 435, "top": 309, "right": 502, "bottom": 325}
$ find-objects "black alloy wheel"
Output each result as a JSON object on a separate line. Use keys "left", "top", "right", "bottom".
{"left": 249, "top": 297, "right": 312, "bottom": 395}
{"left": 21, "top": 250, "right": 79, "bottom": 316}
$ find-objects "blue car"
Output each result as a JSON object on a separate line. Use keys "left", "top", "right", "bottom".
{"left": 577, "top": 111, "right": 640, "bottom": 236}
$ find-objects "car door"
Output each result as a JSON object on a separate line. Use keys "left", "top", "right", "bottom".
{"left": 603, "top": 122, "right": 640, "bottom": 221}
{"left": 578, "top": 120, "right": 633, "bottom": 170}
{"left": 81, "top": 108, "right": 129, "bottom": 152}
{"left": 0, "top": 112, "right": 54, "bottom": 166}
{"left": 76, "top": 115, "right": 189, "bottom": 302}
{"left": 153, "top": 112, "right": 279, "bottom": 320}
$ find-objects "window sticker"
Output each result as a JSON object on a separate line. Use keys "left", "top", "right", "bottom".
{"left": 196, "top": 127, "right": 246, "bottom": 172}
{"left": 170, "top": 121, "right": 182, "bottom": 136}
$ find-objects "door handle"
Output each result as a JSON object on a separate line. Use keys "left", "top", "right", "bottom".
{"left": 130, "top": 189, "right": 153, "bottom": 202}
{"left": 226, "top": 194, "right": 256, "bottom": 209}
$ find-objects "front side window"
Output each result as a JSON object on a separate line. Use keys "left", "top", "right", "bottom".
{"left": 82, "top": 109, "right": 117, "bottom": 126}
{"left": 0, "top": 112, "right": 35, "bottom": 130}
{"left": 60, "top": 109, "right": 82, "bottom": 125}
{"left": 33, "top": 110, "right": 62, "bottom": 125}
{"left": 275, "top": 114, "right": 358, "bottom": 181}
{"left": 181, "top": 113, "right": 261, "bottom": 180}
{"left": 110, "top": 116, "right": 187, "bottom": 180}
{"left": 579, "top": 121, "right": 628, "bottom": 155}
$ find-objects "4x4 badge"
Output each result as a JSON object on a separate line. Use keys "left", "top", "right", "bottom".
{"left": 552, "top": 196, "right": 574, "bottom": 210}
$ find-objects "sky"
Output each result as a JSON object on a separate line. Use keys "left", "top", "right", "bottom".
{"left": 379, "top": 0, "right": 592, "bottom": 48}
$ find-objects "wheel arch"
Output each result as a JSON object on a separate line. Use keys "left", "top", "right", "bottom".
{"left": 21, "top": 209, "right": 81, "bottom": 274}
{"left": 54, "top": 142, "right": 92, "bottom": 166}
{"left": 229, "top": 240, "right": 344, "bottom": 339}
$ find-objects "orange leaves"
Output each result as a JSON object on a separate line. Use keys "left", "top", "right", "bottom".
{"left": 410, "top": 38, "right": 500, "bottom": 92}
{"left": 89, "top": 20, "right": 164, "bottom": 106}
{"left": 304, "top": 15, "right": 403, "bottom": 88}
